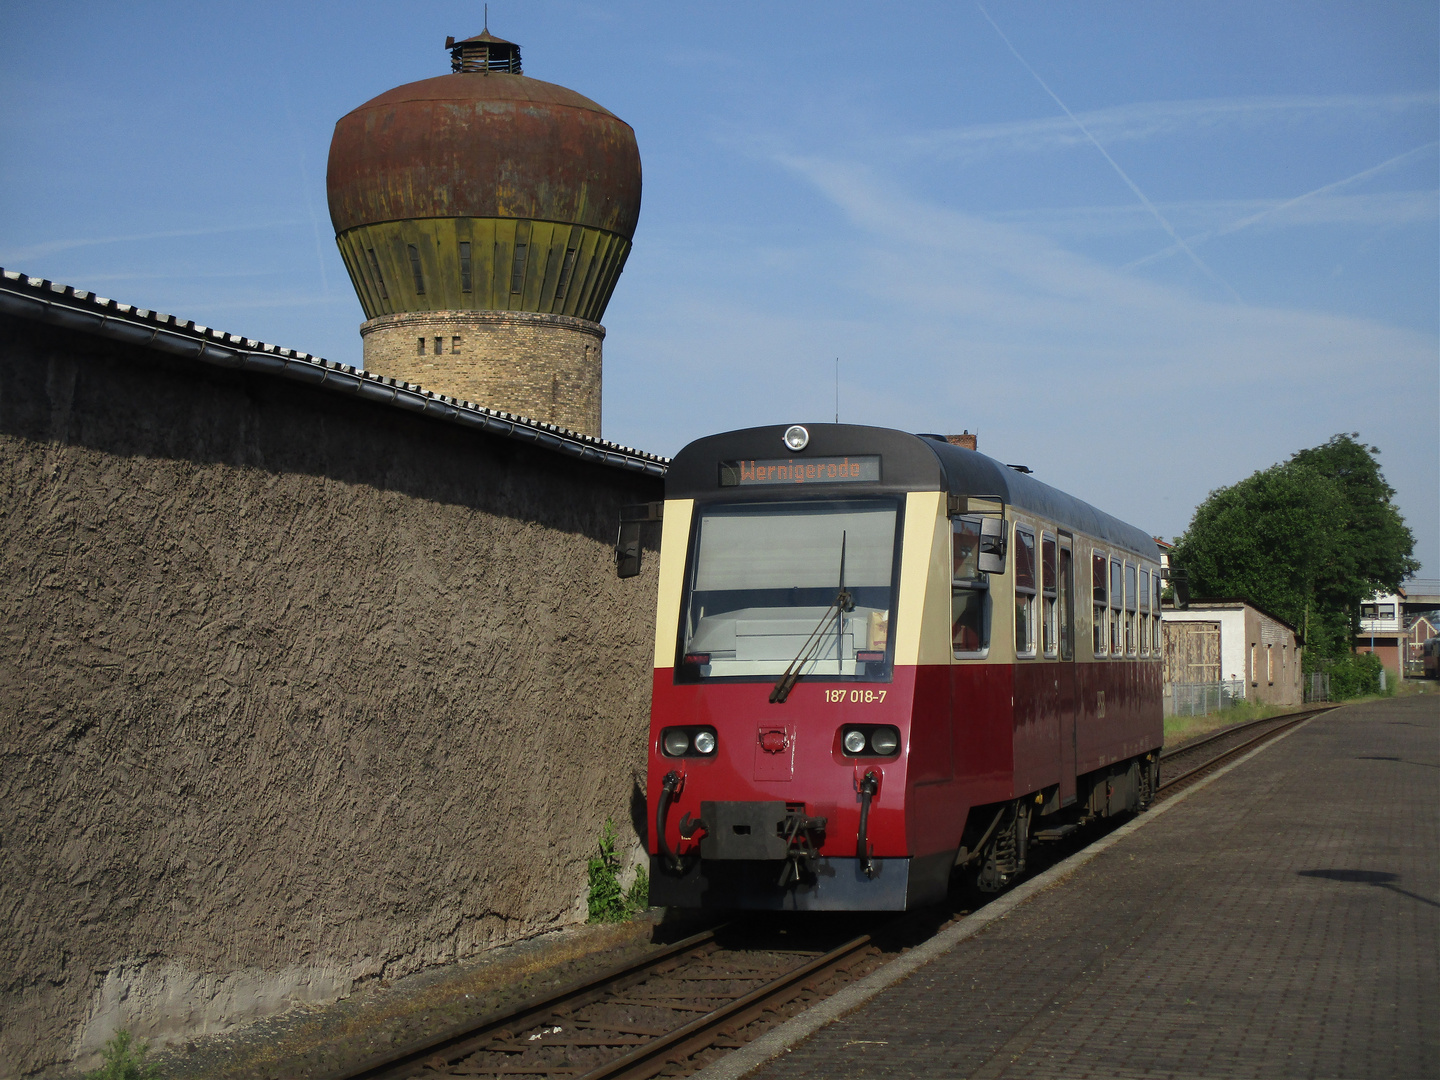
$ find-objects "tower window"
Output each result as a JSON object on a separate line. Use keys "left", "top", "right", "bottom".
{"left": 459, "top": 242, "right": 472, "bottom": 293}
{"left": 408, "top": 245, "right": 426, "bottom": 294}
{"left": 367, "top": 248, "right": 388, "bottom": 300}
{"left": 556, "top": 246, "right": 578, "bottom": 300}
{"left": 510, "top": 241, "right": 528, "bottom": 294}
{"left": 451, "top": 336, "right": 462, "bottom": 354}
{"left": 417, "top": 337, "right": 426, "bottom": 355}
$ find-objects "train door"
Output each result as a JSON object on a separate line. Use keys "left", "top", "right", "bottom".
{"left": 1056, "top": 533, "right": 1078, "bottom": 804}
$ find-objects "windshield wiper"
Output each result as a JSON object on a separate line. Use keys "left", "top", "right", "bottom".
{"left": 770, "top": 532, "right": 855, "bottom": 704}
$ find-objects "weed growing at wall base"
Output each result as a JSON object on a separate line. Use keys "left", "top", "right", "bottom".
{"left": 84, "top": 1031, "right": 160, "bottom": 1080}
{"left": 587, "top": 819, "right": 649, "bottom": 922}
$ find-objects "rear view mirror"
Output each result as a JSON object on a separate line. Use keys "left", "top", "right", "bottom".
{"left": 615, "top": 502, "right": 663, "bottom": 579}
{"left": 978, "top": 517, "right": 1008, "bottom": 575}
{"left": 616, "top": 520, "right": 643, "bottom": 578}
{"left": 1165, "top": 567, "right": 1191, "bottom": 608}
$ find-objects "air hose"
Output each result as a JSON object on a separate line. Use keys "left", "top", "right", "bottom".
{"left": 856, "top": 770, "right": 879, "bottom": 878}
{"left": 656, "top": 770, "right": 683, "bottom": 873}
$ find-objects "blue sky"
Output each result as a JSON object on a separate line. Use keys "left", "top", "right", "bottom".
{"left": 3, "top": 2, "right": 1436, "bottom": 576}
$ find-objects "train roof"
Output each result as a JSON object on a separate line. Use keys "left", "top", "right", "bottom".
{"left": 667, "top": 423, "right": 1159, "bottom": 562}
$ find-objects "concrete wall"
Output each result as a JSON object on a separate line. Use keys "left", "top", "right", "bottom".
{"left": 361, "top": 310, "right": 603, "bottom": 436}
{"left": 0, "top": 313, "right": 660, "bottom": 1075}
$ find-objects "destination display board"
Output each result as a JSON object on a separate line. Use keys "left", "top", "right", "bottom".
{"left": 719, "top": 455, "right": 881, "bottom": 487}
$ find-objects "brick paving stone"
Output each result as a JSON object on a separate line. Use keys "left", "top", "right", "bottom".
{"left": 747, "top": 696, "right": 1438, "bottom": 1079}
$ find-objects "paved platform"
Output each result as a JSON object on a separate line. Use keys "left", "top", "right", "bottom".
{"left": 739, "top": 696, "right": 1439, "bottom": 1080}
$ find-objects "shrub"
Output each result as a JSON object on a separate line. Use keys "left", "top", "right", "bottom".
{"left": 84, "top": 1030, "right": 160, "bottom": 1080}
{"left": 586, "top": 819, "right": 649, "bottom": 922}
{"left": 1327, "top": 652, "right": 1390, "bottom": 700}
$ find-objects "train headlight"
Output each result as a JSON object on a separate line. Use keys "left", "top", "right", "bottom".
{"left": 663, "top": 729, "right": 690, "bottom": 756}
{"left": 693, "top": 730, "right": 717, "bottom": 755}
{"left": 783, "top": 425, "right": 810, "bottom": 451}
{"left": 840, "top": 724, "right": 902, "bottom": 758}
{"left": 869, "top": 728, "right": 900, "bottom": 756}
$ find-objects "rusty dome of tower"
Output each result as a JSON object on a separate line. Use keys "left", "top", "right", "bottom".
{"left": 327, "top": 34, "right": 642, "bottom": 246}
{"left": 325, "top": 28, "right": 642, "bottom": 436}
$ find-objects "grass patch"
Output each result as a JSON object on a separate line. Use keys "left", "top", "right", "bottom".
{"left": 1164, "top": 699, "right": 1282, "bottom": 747}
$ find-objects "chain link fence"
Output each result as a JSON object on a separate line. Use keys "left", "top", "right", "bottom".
{"left": 1164, "top": 679, "right": 1246, "bottom": 717}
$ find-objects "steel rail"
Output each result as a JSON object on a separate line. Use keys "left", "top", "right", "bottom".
{"left": 570, "top": 933, "right": 874, "bottom": 1080}
{"left": 327, "top": 929, "right": 719, "bottom": 1080}
{"left": 1159, "top": 703, "right": 1335, "bottom": 764}
{"left": 1158, "top": 706, "right": 1330, "bottom": 793}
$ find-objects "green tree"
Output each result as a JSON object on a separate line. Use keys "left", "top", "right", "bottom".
{"left": 1171, "top": 434, "right": 1417, "bottom": 668}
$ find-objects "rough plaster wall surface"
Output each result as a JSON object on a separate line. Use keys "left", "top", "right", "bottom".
{"left": 0, "top": 318, "right": 661, "bottom": 1076}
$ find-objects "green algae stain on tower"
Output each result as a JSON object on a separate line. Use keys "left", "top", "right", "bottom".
{"left": 326, "top": 30, "right": 641, "bottom": 436}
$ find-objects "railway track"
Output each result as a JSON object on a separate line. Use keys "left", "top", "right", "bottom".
{"left": 326, "top": 705, "right": 1332, "bottom": 1080}
{"left": 1156, "top": 704, "right": 1333, "bottom": 797}
{"left": 327, "top": 925, "right": 888, "bottom": 1080}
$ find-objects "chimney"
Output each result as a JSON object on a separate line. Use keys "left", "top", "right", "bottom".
{"left": 947, "top": 431, "right": 977, "bottom": 451}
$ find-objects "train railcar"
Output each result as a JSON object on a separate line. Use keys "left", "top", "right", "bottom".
{"left": 640, "top": 424, "right": 1163, "bottom": 911}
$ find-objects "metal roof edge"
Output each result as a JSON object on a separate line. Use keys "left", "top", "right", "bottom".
{"left": 0, "top": 268, "right": 669, "bottom": 479}
{"left": 1161, "top": 597, "right": 1300, "bottom": 634}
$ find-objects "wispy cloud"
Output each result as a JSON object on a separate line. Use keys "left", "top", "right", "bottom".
{"left": 0, "top": 221, "right": 309, "bottom": 265}
{"left": 988, "top": 190, "right": 1439, "bottom": 240}
{"left": 976, "top": 3, "right": 1239, "bottom": 300}
{"left": 901, "top": 92, "right": 1439, "bottom": 161}
{"left": 609, "top": 152, "right": 1437, "bottom": 556}
{"left": 1122, "top": 142, "right": 1440, "bottom": 270}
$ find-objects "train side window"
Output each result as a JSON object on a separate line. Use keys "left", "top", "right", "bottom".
{"left": 1042, "top": 533, "right": 1058, "bottom": 657}
{"left": 1125, "top": 563, "right": 1138, "bottom": 656}
{"left": 1153, "top": 575, "right": 1163, "bottom": 652}
{"left": 1058, "top": 540, "right": 1074, "bottom": 661}
{"left": 1014, "top": 526, "right": 1037, "bottom": 657}
{"left": 1139, "top": 568, "right": 1151, "bottom": 657}
{"left": 954, "top": 516, "right": 982, "bottom": 580}
{"left": 1110, "top": 559, "right": 1123, "bottom": 655}
{"left": 1092, "top": 550, "right": 1108, "bottom": 656}
{"left": 953, "top": 516, "right": 990, "bottom": 657}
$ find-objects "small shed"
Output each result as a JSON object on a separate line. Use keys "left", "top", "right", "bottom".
{"left": 1161, "top": 599, "right": 1303, "bottom": 707}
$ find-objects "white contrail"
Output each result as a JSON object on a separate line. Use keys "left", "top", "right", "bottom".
{"left": 976, "top": 4, "right": 1243, "bottom": 302}
{"left": 1122, "top": 141, "right": 1440, "bottom": 271}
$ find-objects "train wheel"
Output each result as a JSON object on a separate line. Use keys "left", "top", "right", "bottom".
{"left": 976, "top": 800, "right": 1031, "bottom": 893}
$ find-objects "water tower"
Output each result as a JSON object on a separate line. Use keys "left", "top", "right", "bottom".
{"left": 326, "top": 30, "right": 642, "bottom": 436}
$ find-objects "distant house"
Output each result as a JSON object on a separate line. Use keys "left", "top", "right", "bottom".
{"left": 1161, "top": 599, "right": 1304, "bottom": 707}
{"left": 1356, "top": 590, "right": 1406, "bottom": 677}
{"left": 1404, "top": 612, "right": 1437, "bottom": 672}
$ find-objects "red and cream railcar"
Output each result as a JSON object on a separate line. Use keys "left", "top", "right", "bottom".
{"left": 643, "top": 424, "right": 1162, "bottom": 910}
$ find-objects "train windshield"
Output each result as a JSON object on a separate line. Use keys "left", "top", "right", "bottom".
{"left": 678, "top": 498, "right": 900, "bottom": 682}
